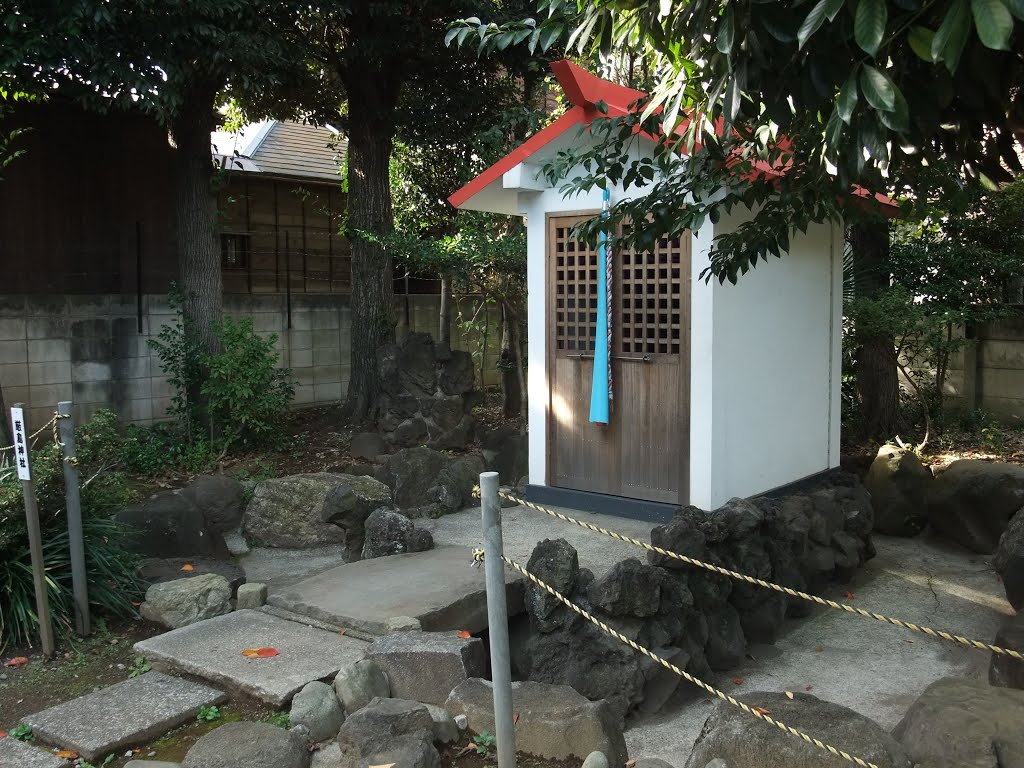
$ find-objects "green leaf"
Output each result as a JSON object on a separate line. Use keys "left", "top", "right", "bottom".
{"left": 798, "top": 0, "right": 831, "bottom": 48}
{"left": 538, "top": 22, "right": 563, "bottom": 51}
{"left": 877, "top": 84, "right": 909, "bottom": 132}
{"left": 825, "top": 0, "right": 846, "bottom": 21}
{"left": 1004, "top": 0, "right": 1024, "bottom": 19}
{"left": 717, "top": 6, "right": 735, "bottom": 54}
{"left": 855, "top": 0, "right": 888, "bottom": 55}
{"left": 971, "top": 0, "right": 1013, "bottom": 49}
{"left": 907, "top": 26, "right": 935, "bottom": 60}
{"left": 932, "top": 0, "right": 971, "bottom": 71}
{"left": 859, "top": 64, "right": 896, "bottom": 111}
{"left": 837, "top": 69, "right": 859, "bottom": 122}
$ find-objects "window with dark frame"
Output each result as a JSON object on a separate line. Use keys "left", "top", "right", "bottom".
{"left": 220, "top": 233, "right": 250, "bottom": 270}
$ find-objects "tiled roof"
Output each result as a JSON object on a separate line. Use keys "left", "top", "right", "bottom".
{"left": 211, "top": 120, "right": 346, "bottom": 184}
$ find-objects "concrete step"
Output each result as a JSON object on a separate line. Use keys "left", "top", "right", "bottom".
{"left": 266, "top": 545, "right": 524, "bottom": 636}
{"left": 20, "top": 672, "right": 224, "bottom": 762}
{"left": 0, "top": 737, "right": 73, "bottom": 768}
{"left": 134, "top": 609, "right": 367, "bottom": 706}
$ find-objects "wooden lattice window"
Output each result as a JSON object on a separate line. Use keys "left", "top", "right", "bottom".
{"left": 618, "top": 233, "right": 684, "bottom": 356}
{"left": 553, "top": 224, "right": 601, "bottom": 353}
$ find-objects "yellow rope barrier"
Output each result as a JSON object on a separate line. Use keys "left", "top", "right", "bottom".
{"left": 0, "top": 413, "right": 60, "bottom": 454}
{"left": 489, "top": 489, "right": 1024, "bottom": 662}
{"left": 472, "top": 547, "right": 879, "bottom": 768}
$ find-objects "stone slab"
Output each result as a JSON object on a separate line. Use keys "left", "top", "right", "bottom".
{"left": 134, "top": 609, "right": 367, "bottom": 706}
{"left": 267, "top": 545, "right": 524, "bottom": 635}
{"left": 0, "top": 738, "right": 72, "bottom": 768}
{"left": 20, "top": 672, "right": 224, "bottom": 762}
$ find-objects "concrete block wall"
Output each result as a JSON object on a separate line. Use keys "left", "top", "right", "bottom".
{"left": 0, "top": 292, "right": 507, "bottom": 431}
{"left": 943, "top": 314, "right": 1024, "bottom": 424}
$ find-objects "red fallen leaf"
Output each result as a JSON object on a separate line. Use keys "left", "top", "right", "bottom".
{"left": 181, "top": 564, "right": 194, "bottom": 572}
{"left": 752, "top": 706, "right": 771, "bottom": 715}
{"left": 457, "top": 631, "right": 471, "bottom": 639}
{"left": 0, "top": 730, "right": 7, "bottom": 738}
{"left": 513, "top": 712, "right": 520, "bottom": 725}
{"left": 242, "top": 647, "right": 280, "bottom": 658}
{"left": 732, "top": 677, "right": 744, "bottom": 686}
{"left": 5, "top": 657, "right": 29, "bottom": 667}
{"left": 845, "top": 591, "right": 855, "bottom": 600}
{"left": 56, "top": 750, "right": 78, "bottom": 759}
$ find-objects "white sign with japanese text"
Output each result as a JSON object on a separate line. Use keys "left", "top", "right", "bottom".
{"left": 10, "top": 407, "right": 30, "bottom": 481}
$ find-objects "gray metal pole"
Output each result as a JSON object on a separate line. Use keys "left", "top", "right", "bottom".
{"left": 480, "top": 471, "right": 516, "bottom": 768}
{"left": 58, "top": 401, "right": 90, "bottom": 636}
{"left": 12, "top": 404, "right": 55, "bottom": 657}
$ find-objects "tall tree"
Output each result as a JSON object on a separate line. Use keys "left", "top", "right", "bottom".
{"left": 452, "top": 0, "right": 1024, "bottom": 436}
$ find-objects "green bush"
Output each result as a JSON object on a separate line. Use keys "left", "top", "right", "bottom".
{"left": 0, "top": 410, "right": 142, "bottom": 651}
{"left": 149, "top": 287, "right": 295, "bottom": 455}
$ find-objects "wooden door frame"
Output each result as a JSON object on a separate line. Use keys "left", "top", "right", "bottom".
{"left": 544, "top": 211, "right": 692, "bottom": 506}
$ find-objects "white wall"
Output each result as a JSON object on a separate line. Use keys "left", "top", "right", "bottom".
{"left": 691, "top": 211, "right": 843, "bottom": 509}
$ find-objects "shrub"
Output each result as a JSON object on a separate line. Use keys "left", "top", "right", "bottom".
{"left": 149, "top": 287, "right": 295, "bottom": 455}
{"left": 0, "top": 410, "right": 142, "bottom": 651}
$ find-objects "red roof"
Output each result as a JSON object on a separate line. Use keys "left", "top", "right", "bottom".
{"left": 449, "top": 60, "right": 898, "bottom": 216}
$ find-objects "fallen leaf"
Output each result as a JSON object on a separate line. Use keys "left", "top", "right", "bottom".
{"left": 903, "top": 639, "right": 915, "bottom": 644}
{"left": 0, "top": 730, "right": 7, "bottom": 738}
{"left": 180, "top": 564, "right": 194, "bottom": 572}
{"left": 454, "top": 746, "right": 475, "bottom": 759}
{"left": 513, "top": 712, "right": 519, "bottom": 725}
{"left": 752, "top": 706, "right": 771, "bottom": 715}
{"left": 732, "top": 677, "right": 744, "bottom": 686}
{"left": 368, "top": 763, "right": 395, "bottom": 768}
{"left": 56, "top": 750, "right": 78, "bottom": 759}
{"left": 5, "top": 657, "right": 29, "bottom": 667}
{"left": 845, "top": 591, "right": 855, "bottom": 601}
{"left": 785, "top": 691, "right": 795, "bottom": 700}
{"left": 457, "top": 630, "right": 471, "bottom": 639}
{"left": 625, "top": 760, "right": 637, "bottom": 768}
{"left": 745, "top": 652, "right": 757, "bottom": 662}
{"left": 805, "top": 685, "right": 813, "bottom": 692}
{"left": 338, "top": 629, "right": 347, "bottom": 636}
{"left": 242, "top": 647, "right": 280, "bottom": 658}
{"left": 814, "top": 645, "right": 824, "bottom": 653}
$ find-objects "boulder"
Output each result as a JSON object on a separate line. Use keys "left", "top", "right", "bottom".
{"left": 428, "top": 455, "right": 486, "bottom": 514}
{"left": 648, "top": 509, "right": 707, "bottom": 568}
{"left": 243, "top": 474, "right": 350, "bottom": 549}
{"left": 337, "top": 697, "right": 438, "bottom": 768}
{"left": 291, "top": 681, "right": 345, "bottom": 743}
{"left": 335, "top": 660, "right": 392, "bottom": 715}
{"left": 928, "top": 460, "right": 1024, "bottom": 553}
{"left": 892, "top": 677, "right": 1024, "bottom": 768}
{"left": 190, "top": 475, "right": 246, "bottom": 533}
{"left": 382, "top": 448, "right": 449, "bottom": 511}
{"left": 361, "top": 508, "right": 434, "bottom": 560}
{"left": 446, "top": 678, "right": 627, "bottom": 767}
{"left": 588, "top": 559, "right": 662, "bottom": 618}
{"left": 583, "top": 751, "right": 609, "bottom": 768}
{"left": 139, "top": 574, "right": 232, "bottom": 629}
{"left": 994, "top": 507, "right": 1024, "bottom": 610}
{"left": 321, "top": 475, "right": 395, "bottom": 560}
{"left": 182, "top": 721, "right": 310, "bottom": 768}
{"left": 525, "top": 538, "right": 579, "bottom": 631}
{"left": 634, "top": 760, "right": 676, "bottom": 768}
{"left": 864, "top": 445, "right": 931, "bottom": 536}
{"left": 686, "top": 692, "right": 909, "bottom": 768}
{"left": 705, "top": 498, "right": 765, "bottom": 542}
{"left": 428, "top": 415, "right": 475, "bottom": 451}
{"left": 438, "top": 350, "right": 475, "bottom": 396}
{"left": 703, "top": 603, "right": 746, "bottom": 671}
{"left": 138, "top": 557, "right": 246, "bottom": 596}
{"left": 480, "top": 429, "right": 528, "bottom": 486}
{"left": 365, "top": 630, "right": 487, "bottom": 706}
{"left": 423, "top": 703, "right": 459, "bottom": 744}
{"left": 236, "top": 582, "right": 267, "bottom": 610}
{"left": 311, "top": 742, "right": 343, "bottom": 768}
{"left": 393, "top": 418, "right": 430, "bottom": 448}
{"left": 989, "top": 612, "right": 1024, "bottom": 690}
{"left": 116, "top": 488, "right": 230, "bottom": 559}
{"left": 350, "top": 432, "right": 391, "bottom": 461}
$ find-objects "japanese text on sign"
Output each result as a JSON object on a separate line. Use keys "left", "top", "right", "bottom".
{"left": 10, "top": 407, "right": 30, "bottom": 480}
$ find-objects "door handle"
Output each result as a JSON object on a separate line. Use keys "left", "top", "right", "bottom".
{"left": 613, "top": 354, "right": 652, "bottom": 363}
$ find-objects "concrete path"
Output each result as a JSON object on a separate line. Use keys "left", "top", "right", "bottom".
{"left": 239, "top": 544, "right": 349, "bottom": 590}
{"left": 423, "top": 502, "right": 656, "bottom": 577}
{"left": 267, "top": 545, "right": 524, "bottom": 635}
{"left": 623, "top": 533, "right": 1013, "bottom": 767}
{"left": 0, "top": 737, "right": 72, "bottom": 768}
{"left": 21, "top": 673, "right": 225, "bottom": 762}
{"left": 134, "top": 609, "right": 366, "bottom": 706}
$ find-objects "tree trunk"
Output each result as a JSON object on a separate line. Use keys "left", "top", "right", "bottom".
{"left": 850, "top": 221, "right": 899, "bottom": 439}
{"left": 439, "top": 276, "right": 452, "bottom": 346}
{"left": 499, "top": 303, "right": 521, "bottom": 418}
{"left": 342, "top": 69, "right": 400, "bottom": 421}
{"left": 168, "top": 79, "right": 222, "bottom": 427}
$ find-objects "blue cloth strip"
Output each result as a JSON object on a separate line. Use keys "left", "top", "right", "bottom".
{"left": 589, "top": 188, "right": 611, "bottom": 425}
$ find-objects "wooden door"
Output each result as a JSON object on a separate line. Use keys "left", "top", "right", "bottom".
{"left": 546, "top": 214, "right": 690, "bottom": 504}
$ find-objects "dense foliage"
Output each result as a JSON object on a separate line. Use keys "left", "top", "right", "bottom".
{"left": 0, "top": 411, "right": 142, "bottom": 650}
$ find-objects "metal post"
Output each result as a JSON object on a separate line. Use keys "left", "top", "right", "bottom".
{"left": 480, "top": 471, "right": 517, "bottom": 768}
{"left": 58, "top": 401, "right": 90, "bottom": 635}
{"left": 11, "top": 404, "right": 55, "bottom": 657}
